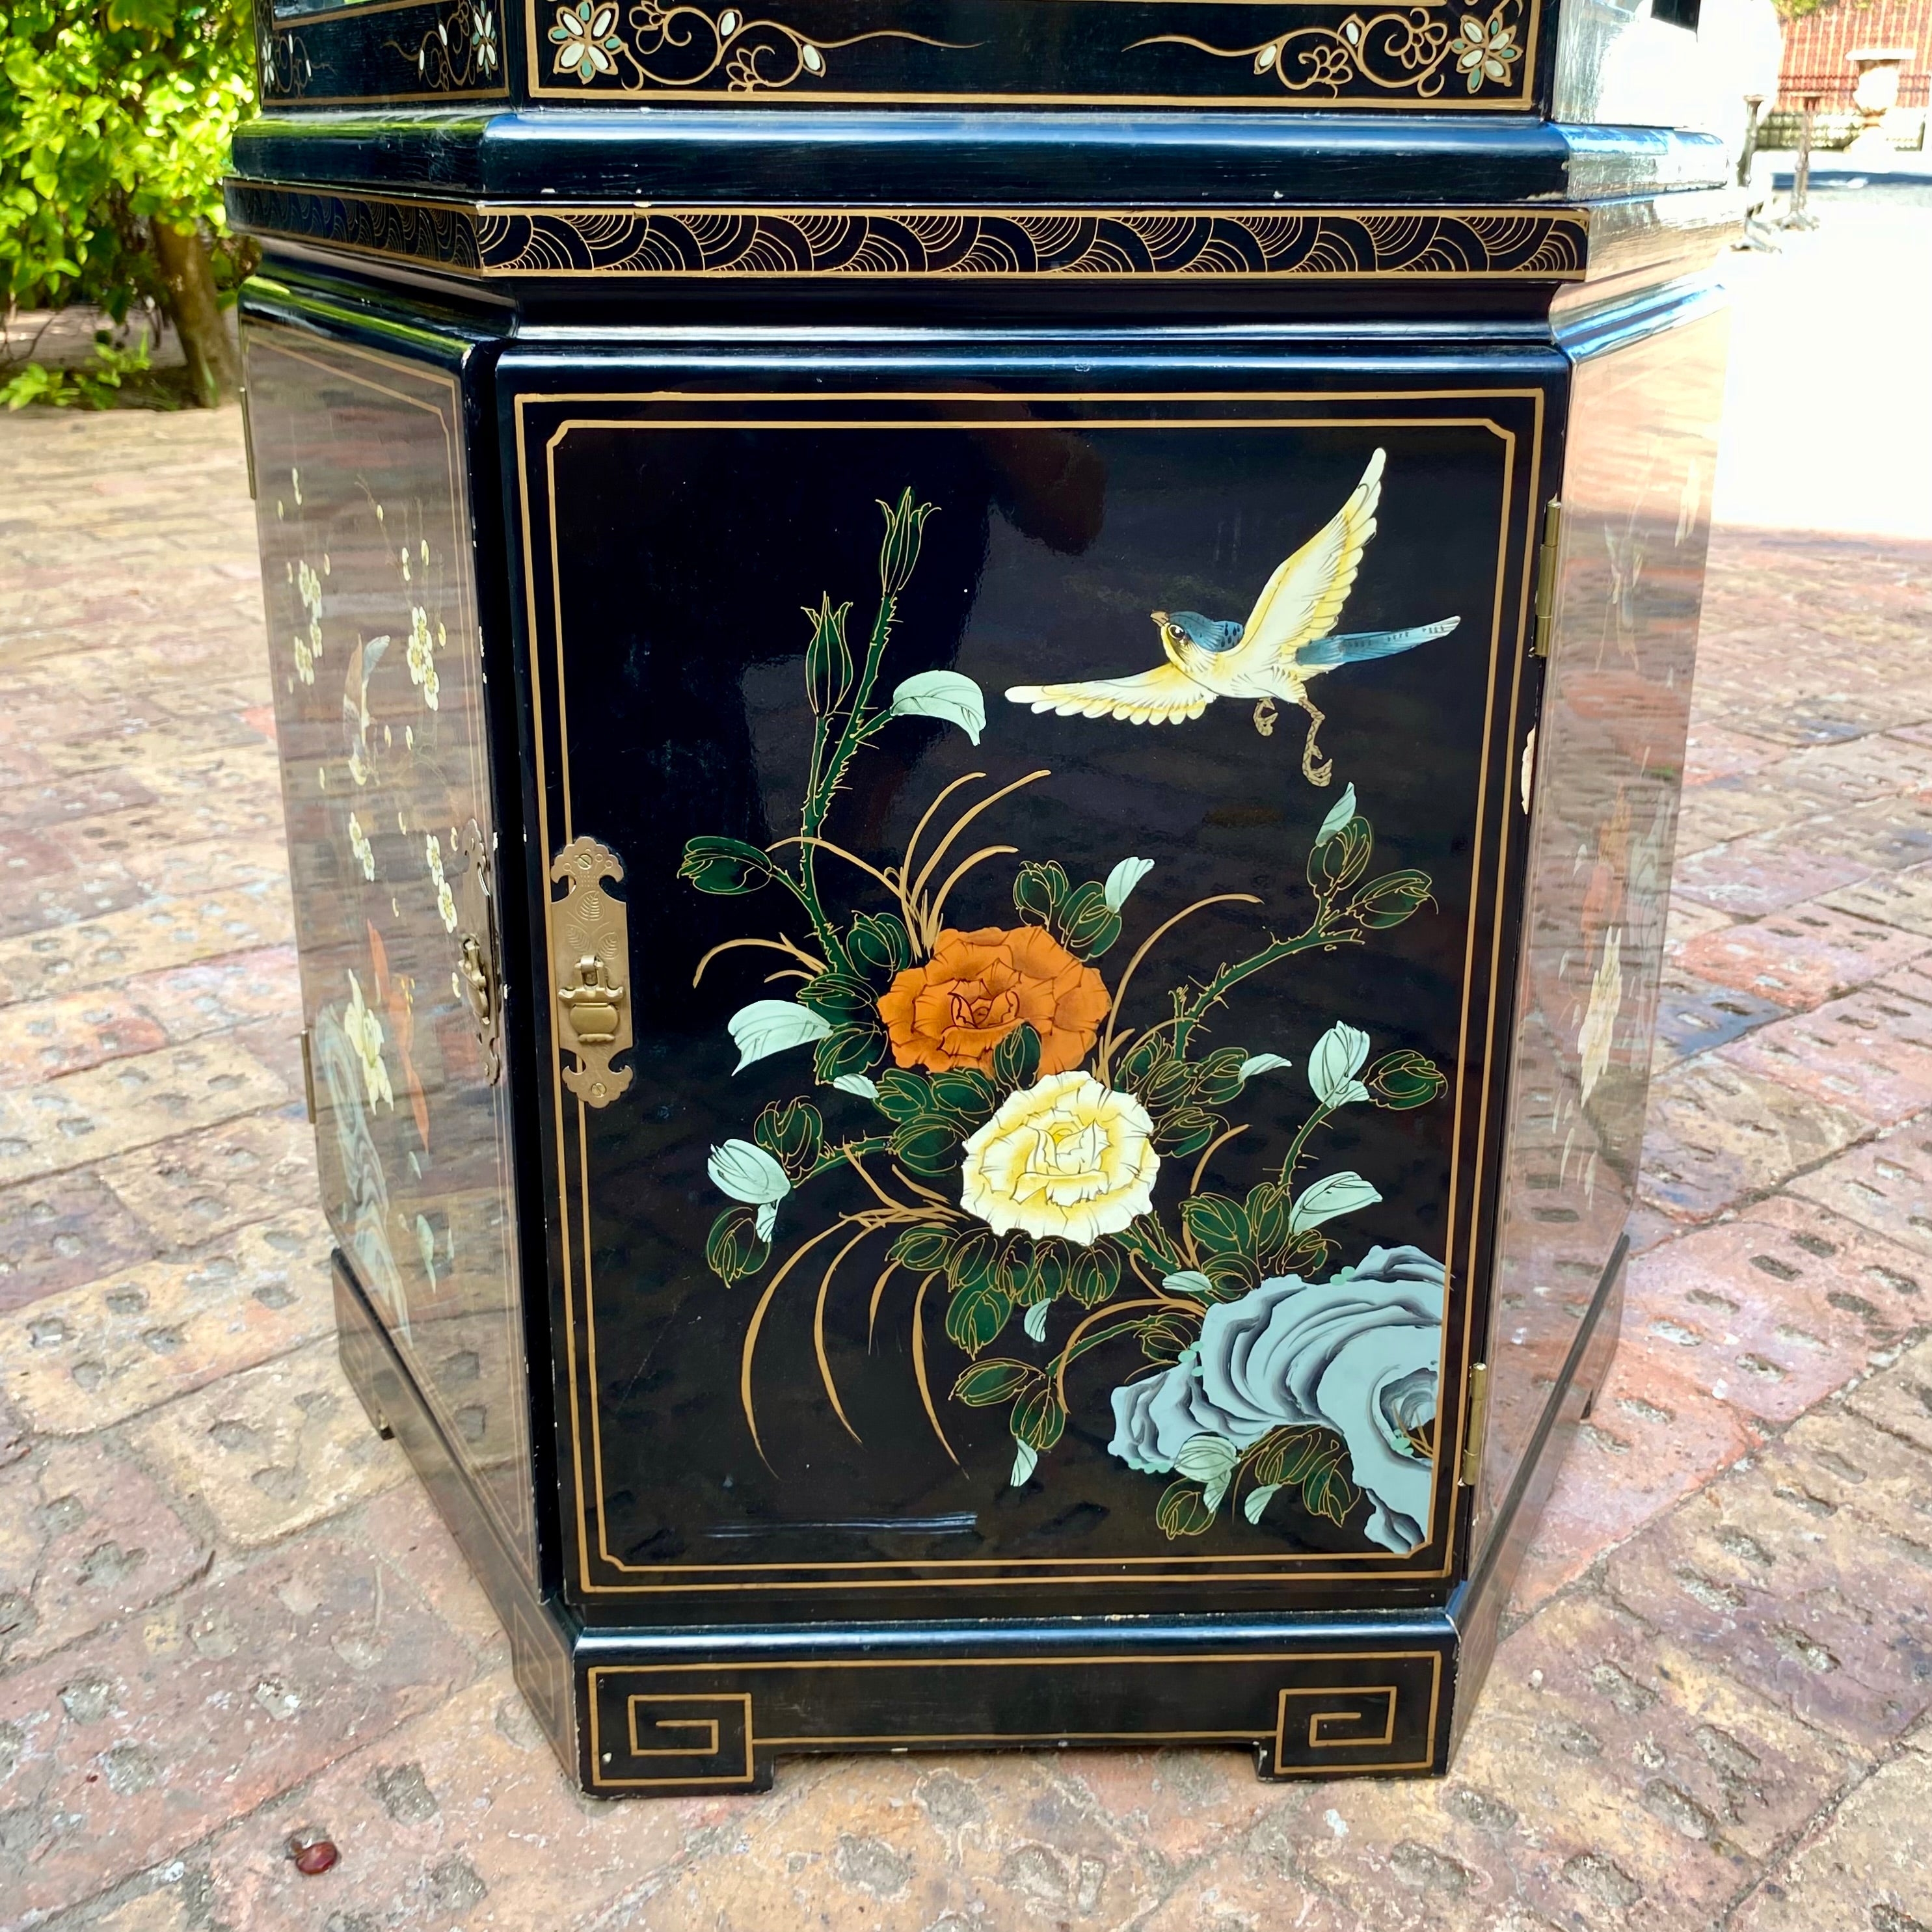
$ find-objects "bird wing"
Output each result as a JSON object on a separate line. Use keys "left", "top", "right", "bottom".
{"left": 1005, "top": 662, "right": 1214, "bottom": 725}
{"left": 1295, "top": 614, "right": 1459, "bottom": 670}
{"left": 1226, "top": 448, "right": 1386, "bottom": 673}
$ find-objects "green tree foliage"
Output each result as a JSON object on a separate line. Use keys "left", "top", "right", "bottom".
{"left": 1, "top": 0, "right": 256, "bottom": 405}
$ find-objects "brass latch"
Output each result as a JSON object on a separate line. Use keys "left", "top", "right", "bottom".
{"left": 550, "top": 835, "right": 633, "bottom": 1108}
{"left": 1531, "top": 498, "right": 1564, "bottom": 659}
{"left": 1458, "top": 1361, "right": 1491, "bottom": 1488}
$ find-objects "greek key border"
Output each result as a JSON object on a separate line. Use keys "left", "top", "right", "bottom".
{"left": 226, "top": 183, "right": 1588, "bottom": 281}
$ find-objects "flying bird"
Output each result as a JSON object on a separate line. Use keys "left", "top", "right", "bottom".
{"left": 1004, "top": 449, "right": 1459, "bottom": 785}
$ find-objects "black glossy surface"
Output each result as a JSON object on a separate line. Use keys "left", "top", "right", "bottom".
{"left": 233, "top": 107, "right": 1583, "bottom": 202}
{"left": 495, "top": 342, "right": 1555, "bottom": 1624}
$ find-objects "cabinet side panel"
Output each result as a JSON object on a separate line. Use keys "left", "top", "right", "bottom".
{"left": 243, "top": 313, "right": 537, "bottom": 1576}
{"left": 1473, "top": 297, "right": 1728, "bottom": 1551}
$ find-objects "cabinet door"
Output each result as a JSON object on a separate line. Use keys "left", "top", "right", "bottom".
{"left": 246, "top": 313, "right": 537, "bottom": 1576}
{"left": 502, "top": 349, "right": 1554, "bottom": 1621}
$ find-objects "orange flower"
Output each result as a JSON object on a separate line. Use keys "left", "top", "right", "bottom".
{"left": 878, "top": 926, "right": 1110, "bottom": 1077}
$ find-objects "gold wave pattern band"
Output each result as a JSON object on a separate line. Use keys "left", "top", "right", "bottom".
{"left": 226, "top": 185, "right": 1589, "bottom": 280}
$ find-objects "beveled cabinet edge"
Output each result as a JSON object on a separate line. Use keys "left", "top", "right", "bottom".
{"left": 226, "top": 183, "right": 1589, "bottom": 283}
{"left": 510, "top": 384, "right": 1544, "bottom": 1597}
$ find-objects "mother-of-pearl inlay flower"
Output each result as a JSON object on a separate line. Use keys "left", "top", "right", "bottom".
{"left": 959, "top": 1071, "right": 1158, "bottom": 1246}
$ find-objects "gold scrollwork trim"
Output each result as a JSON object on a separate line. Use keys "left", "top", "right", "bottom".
{"left": 544, "top": 0, "right": 973, "bottom": 91}
{"left": 1131, "top": 0, "right": 1527, "bottom": 101}
{"left": 226, "top": 185, "right": 1587, "bottom": 282}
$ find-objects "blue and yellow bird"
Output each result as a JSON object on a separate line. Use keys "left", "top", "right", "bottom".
{"left": 1004, "top": 449, "right": 1459, "bottom": 785}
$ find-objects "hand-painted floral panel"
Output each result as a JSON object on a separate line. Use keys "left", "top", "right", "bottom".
{"left": 509, "top": 378, "right": 1546, "bottom": 1611}
{"left": 247, "top": 325, "right": 535, "bottom": 1573}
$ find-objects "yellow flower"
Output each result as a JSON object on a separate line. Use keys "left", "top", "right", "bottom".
{"left": 405, "top": 606, "right": 440, "bottom": 710}
{"left": 425, "top": 834, "right": 458, "bottom": 933}
{"left": 347, "top": 812, "right": 375, "bottom": 881}
{"left": 960, "top": 1071, "right": 1159, "bottom": 1246}
{"left": 343, "top": 971, "right": 394, "bottom": 1111}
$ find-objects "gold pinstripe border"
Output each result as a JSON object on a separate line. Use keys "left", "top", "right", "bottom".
{"left": 514, "top": 386, "right": 1542, "bottom": 1596}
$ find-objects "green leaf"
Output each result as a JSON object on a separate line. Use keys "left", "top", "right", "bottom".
{"left": 728, "top": 999, "right": 832, "bottom": 1073}
{"left": 1023, "top": 1299, "right": 1052, "bottom": 1343}
{"left": 751, "top": 1099, "right": 822, "bottom": 1178}
{"left": 991, "top": 1021, "right": 1041, "bottom": 1092}
{"left": 878, "top": 489, "right": 938, "bottom": 596}
{"left": 1012, "top": 861, "right": 1069, "bottom": 926}
{"left": 1309, "top": 1021, "right": 1373, "bottom": 1108}
{"left": 1365, "top": 1048, "right": 1449, "bottom": 1111}
{"left": 890, "top": 1224, "right": 956, "bottom": 1274}
{"left": 1180, "top": 1193, "right": 1250, "bottom": 1261}
{"left": 1117, "top": 1031, "right": 1172, "bottom": 1088}
{"left": 994, "top": 1235, "right": 1034, "bottom": 1300}
{"left": 1315, "top": 783, "right": 1359, "bottom": 846}
{"left": 1028, "top": 1238, "right": 1069, "bottom": 1307}
{"left": 1012, "top": 1384, "right": 1067, "bottom": 1451}
{"left": 952, "top": 1359, "right": 1038, "bottom": 1406}
{"left": 704, "top": 1205, "right": 770, "bottom": 1285}
{"left": 847, "top": 911, "right": 912, "bottom": 980}
{"left": 1350, "top": 868, "right": 1435, "bottom": 930}
{"left": 678, "top": 835, "right": 774, "bottom": 895}
{"left": 1138, "top": 1058, "right": 1197, "bottom": 1114}
{"left": 944, "top": 1280, "right": 1012, "bottom": 1357}
{"left": 813, "top": 1025, "right": 886, "bottom": 1084}
{"left": 889, "top": 1115, "right": 961, "bottom": 1176}
{"left": 1155, "top": 1480, "right": 1218, "bottom": 1538}
{"left": 1244, "top": 1183, "right": 1293, "bottom": 1263}
{"left": 1193, "top": 1047, "right": 1252, "bottom": 1108}
{"left": 1066, "top": 1242, "right": 1122, "bottom": 1308}
{"left": 1237, "top": 1053, "right": 1294, "bottom": 1083}
{"left": 1056, "top": 881, "right": 1121, "bottom": 959}
{"left": 1299, "top": 1442, "right": 1358, "bottom": 1525}
{"left": 797, "top": 972, "right": 878, "bottom": 1022}
{"left": 946, "top": 1229, "right": 997, "bottom": 1294}
{"left": 1203, "top": 1250, "right": 1259, "bottom": 1298}
{"left": 1140, "top": 1310, "right": 1198, "bottom": 1362}
{"left": 802, "top": 594, "right": 853, "bottom": 716}
{"left": 889, "top": 670, "right": 985, "bottom": 745}
{"left": 1175, "top": 1432, "right": 1239, "bottom": 1486}
{"left": 1287, "top": 1170, "right": 1383, "bottom": 1235}
{"left": 1242, "top": 1483, "right": 1283, "bottom": 1525}
{"left": 1104, "top": 855, "right": 1154, "bottom": 911}
{"left": 1309, "top": 815, "right": 1373, "bottom": 895}
{"left": 928, "top": 1067, "right": 997, "bottom": 1125}
{"left": 831, "top": 1073, "right": 879, "bottom": 1099}
{"left": 1010, "top": 1439, "right": 1039, "bottom": 1487}
{"left": 707, "top": 1140, "right": 792, "bottom": 1207}
{"left": 1161, "top": 1268, "right": 1214, "bottom": 1300}
{"left": 873, "top": 1068, "right": 932, "bottom": 1123}
{"left": 1156, "top": 1107, "right": 1221, "bottom": 1158}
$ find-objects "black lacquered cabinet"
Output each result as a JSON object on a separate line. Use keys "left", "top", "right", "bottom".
{"left": 232, "top": 0, "right": 1736, "bottom": 1794}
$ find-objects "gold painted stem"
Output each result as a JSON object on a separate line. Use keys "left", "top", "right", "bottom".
{"left": 1096, "top": 892, "right": 1261, "bottom": 1084}
{"left": 814, "top": 1226, "right": 876, "bottom": 1443}
{"left": 740, "top": 1219, "right": 850, "bottom": 1466}
{"left": 911, "top": 1273, "right": 960, "bottom": 1464}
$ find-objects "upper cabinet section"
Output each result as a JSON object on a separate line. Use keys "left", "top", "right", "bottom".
{"left": 254, "top": 0, "right": 1550, "bottom": 111}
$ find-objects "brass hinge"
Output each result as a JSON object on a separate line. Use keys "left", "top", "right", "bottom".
{"left": 1530, "top": 497, "right": 1564, "bottom": 658}
{"left": 299, "top": 1026, "right": 317, "bottom": 1125}
{"left": 1458, "top": 1362, "right": 1491, "bottom": 1488}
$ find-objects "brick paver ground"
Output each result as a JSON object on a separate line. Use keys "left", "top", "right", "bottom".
{"left": 3, "top": 210, "right": 1931, "bottom": 1929}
